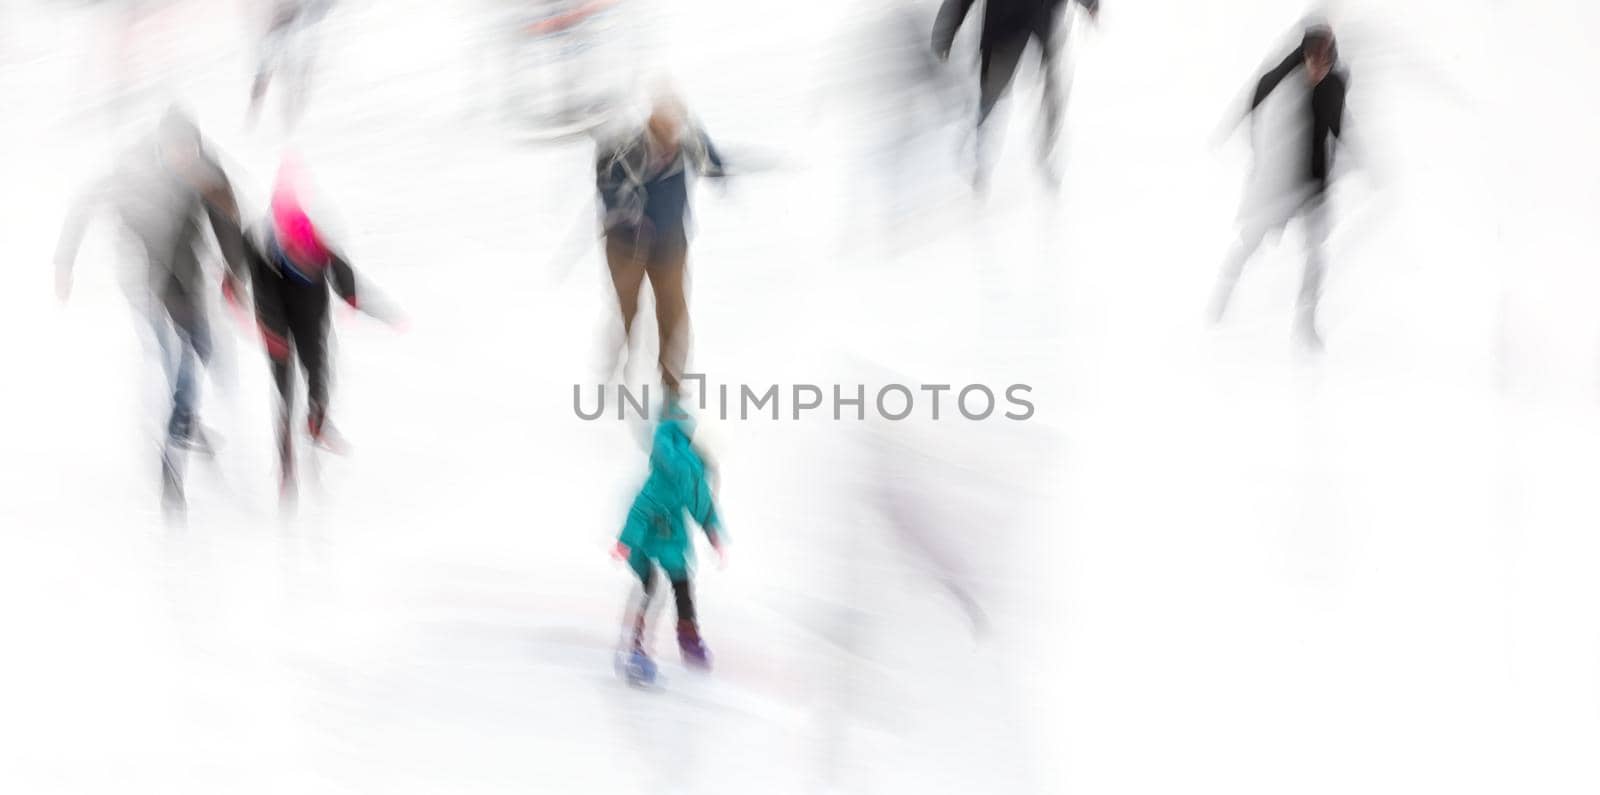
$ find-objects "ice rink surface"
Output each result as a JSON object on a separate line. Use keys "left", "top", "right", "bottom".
{"left": 2, "top": 0, "right": 1599, "bottom": 792}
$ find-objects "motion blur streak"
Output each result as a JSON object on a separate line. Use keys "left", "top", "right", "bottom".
{"left": 2, "top": 1, "right": 1598, "bottom": 794}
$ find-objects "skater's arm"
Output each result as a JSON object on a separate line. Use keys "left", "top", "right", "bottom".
{"left": 1250, "top": 45, "right": 1305, "bottom": 111}
{"left": 327, "top": 252, "right": 401, "bottom": 325}
{"left": 695, "top": 129, "right": 726, "bottom": 178}
{"left": 52, "top": 181, "right": 103, "bottom": 298}
{"left": 329, "top": 252, "right": 360, "bottom": 307}
{"left": 690, "top": 476, "right": 723, "bottom": 547}
{"left": 931, "top": 0, "right": 976, "bottom": 60}
{"left": 249, "top": 242, "right": 292, "bottom": 358}
{"left": 196, "top": 166, "right": 249, "bottom": 287}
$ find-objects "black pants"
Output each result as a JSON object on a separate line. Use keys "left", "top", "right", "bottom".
{"left": 977, "top": 25, "right": 1063, "bottom": 139}
{"left": 630, "top": 564, "right": 697, "bottom": 645}
{"left": 251, "top": 261, "right": 331, "bottom": 419}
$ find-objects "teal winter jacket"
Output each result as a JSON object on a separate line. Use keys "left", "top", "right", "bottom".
{"left": 619, "top": 418, "right": 722, "bottom": 579}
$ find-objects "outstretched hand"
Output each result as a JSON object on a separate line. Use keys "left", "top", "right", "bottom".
{"left": 611, "top": 541, "right": 631, "bottom": 562}
{"left": 54, "top": 268, "right": 72, "bottom": 302}
{"left": 382, "top": 309, "right": 411, "bottom": 333}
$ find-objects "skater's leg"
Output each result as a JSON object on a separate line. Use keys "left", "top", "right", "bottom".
{"left": 272, "top": 346, "right": 296, "bottom": 488}
{"left": 263, "top": 332, "right": 296, "bottom": 487}
{"left": 669, "top": 574, "right": 711, "bottom": 670}
{"left": 285, "top": 288, "right": 331, "bottom": 436}
{"left": 1035, "top": 21, "right": 1071, "bottom": 172}
{"left": 977, "top": 36, "right": 1027, "bottom": 129}
{"left": 626, "top": 553, "right": 659, "bottom": 648}
{"left": 255, "top": 299, "right": 295, "bottom": 411}
{"left": 144, "top": 306, "right": 180, "bottom": 412}
{"left": 646, "top": 233, "right": 689, "bottom": 397}
{"left": 251, "top": 10, "right": 294, "bottom": 122}
{"left": 1209, "top": 223, "right": 1271, "bottom": 323}
{"left": 252, "top": 264, "right": 297, "bottom": 482}
{"left": 971, "top": 36, "right": 1027, "bottom": 188}
{"left": 604, "top": 229, "right": 648, "bottom": 374}
{"left": 1296, "top": 200, "right": 1330, "bottom": 349}
{"left": 668, "top": 577, "right": 696, "bottom": 626}
{"left": 164, "top": 296, "right": 211, "bottom": 440}
{"left": 616, "top": 554, "right": 663, "bottom": 684}
{"left": 270, "top": 352, "right": 294, "bottom": 414}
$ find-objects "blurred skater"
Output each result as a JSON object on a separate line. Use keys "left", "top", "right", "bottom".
{"left": 612, "top": 405, "right": 726, "bottom": 685}
{"left": 248, "top": 0, "right": 335, "bottom": 128}
{"left": 54, "top": 108, "right": 249, "bottom": 512}
{"left": 819, "top": 0, "right": 969, "bottom": 252}
{"left": 932, "top": 0, "right": 1099, "bottom": 187}
{"left": 1210, "top": 23, "right": 1348, "bottom": 351}
{"left": 594, "top": 95, "right": 725, "bottom": 398}
{"left": 241, "top": 162, "right": 399, "bottom": 497}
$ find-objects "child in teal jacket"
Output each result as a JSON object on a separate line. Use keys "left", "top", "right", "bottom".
{"left": 614, "top": 411, "right": 725, "bottom": 672}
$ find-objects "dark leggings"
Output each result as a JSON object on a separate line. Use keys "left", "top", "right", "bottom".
{"left": 252, "top": 259, "right": 331, "bottom": 419}
{"left": 639, "top": 564, "right": 696, "bottom": 625}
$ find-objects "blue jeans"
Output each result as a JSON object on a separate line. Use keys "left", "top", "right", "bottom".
{"left": 149, "top": 298, "right": 212, "bottom": 437}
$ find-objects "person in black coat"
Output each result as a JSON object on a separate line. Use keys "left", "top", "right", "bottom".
{"left": 1210, "top": 24, "right": 1347, "bottom": 350}
{"left": 932, "top": 0, "right": 1099, "bottom": 184}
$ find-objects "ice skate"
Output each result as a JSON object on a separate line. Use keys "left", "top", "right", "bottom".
{"left": 615, "top": 644, "right": 658, "bottom": 687}
{"left": 166, "top": 411, "right": 216, "bottom": 456}
{"left": 1294, "top": 308, "right": 1324, "bottom": 353}
{"left": 307, "top": 409, "right": 348, "bottom": 454}
{"left": 677, "top": 620, "right": 712, "bottom": 672}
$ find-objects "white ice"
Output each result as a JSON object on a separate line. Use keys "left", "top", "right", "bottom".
{"left": 1, "top": 0, "right": 1597, "bottom": 793}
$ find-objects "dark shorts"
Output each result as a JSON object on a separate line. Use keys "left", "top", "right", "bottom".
{"left": 610, "top": 218, "right": 688, "bottom": 269}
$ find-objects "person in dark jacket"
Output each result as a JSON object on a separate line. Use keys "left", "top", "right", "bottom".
{"left": 594, "top": 96, "right": 725, "bottom": 398}
{"left": 54, "top": 108, "right": 249, "bottom": 511}
{"left": 242, "top": 161, "right": 398, "bottom": 495}
{"left": 932, "top": 0, "right": 1099, "bottom": 185}
{"left": 1209, "top": 24, "right": 1347, "bottom": 350}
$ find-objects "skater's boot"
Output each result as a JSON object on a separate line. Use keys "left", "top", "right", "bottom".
{"left": 1208, "top": 279, "right": 1238, "bottom": 326}
{"left": 616, "top": 643, "right": 658, "bottom": 686}
{"left": 180, "top": 424, "right": 216, "bottom": 455}
{"left": 616, "top": 619, "right": 657, "bottom": 685}
{"left": 677, "top": 620, "right": 711, "bottom": 671}
{"left": 307, "top": 404, "right": 347, "bottom": 454}
{"left": 1294, "top": 307, "right": 1324, "bottom": 353}
{"left": 166, "top": 409, "right": 215, "bottom": 455}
